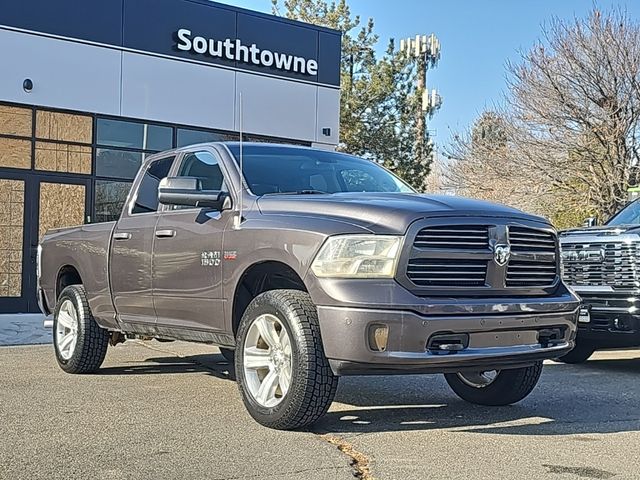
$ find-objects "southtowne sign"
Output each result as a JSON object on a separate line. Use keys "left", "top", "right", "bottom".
{"left": 176, "top": 28, "right": 319, "bottom": 76}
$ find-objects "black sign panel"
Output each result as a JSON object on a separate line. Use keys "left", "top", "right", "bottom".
{"left": 0, "top": 0, "right": 123, "bottom": 45}
{"left": 123, "top": 0, "right": 238, "bottom": 69}
{"left": 0, "top": 0, "right": 341, "bottom": 86}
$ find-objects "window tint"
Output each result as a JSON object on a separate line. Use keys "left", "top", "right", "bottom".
{"left": 132, "top": 156, "right": 174, "bottom": 214}
{"left": 226, "top": 145, "right": 413, "bottom": 195}
{"left": 95, "top": 180, "right": 132, "bottom": 222}
{"left": 177, "top": 151, "right": 226, "bottom": 191}
{"left": 96, "top": 118, "right": 172, "bottom": 151}
{"left": 607, "top": 200, "right": 640, "bottom": 226}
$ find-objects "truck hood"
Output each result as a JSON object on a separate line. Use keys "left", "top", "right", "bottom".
{"left": 256, "top": 192, "right": 547, "bottom": 234}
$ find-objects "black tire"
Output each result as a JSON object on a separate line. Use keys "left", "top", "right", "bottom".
{"left": 444, "top": 362, "right": 543, "bottom": 406}
{"left": 556, "top": 343, "right": 595, "bottom": 364}
{"left": 219, "top": 347, "right": 235, "bottom": 364}
{"left": 235, "top": 289, "right": 338, "bottom": 430}
{"left": 53, "top": 285, "right": 109, "bottom": 374}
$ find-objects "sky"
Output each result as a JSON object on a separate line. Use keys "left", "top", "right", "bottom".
{"left": 224, "top": 0, "right": 640, "bottom": 149}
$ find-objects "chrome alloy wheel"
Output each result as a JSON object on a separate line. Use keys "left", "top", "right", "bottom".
{"left": 242, "top": 314, "right": 293, "bottom": 408}
{"left": 55, "top": 299, "right": 79, "bottom": 360}
{"left": 457, "top": 370, "right": 499, "bottom": 388}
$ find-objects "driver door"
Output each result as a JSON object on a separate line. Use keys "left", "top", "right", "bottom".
{"left": 152, "top": 148, "right": 234, "bottom": 332}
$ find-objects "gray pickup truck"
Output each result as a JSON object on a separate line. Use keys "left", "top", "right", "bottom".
{"left": 559, "top": 200, "right": 640, "bottom": 363}
{"left": 38, "top": 142, "right": 579, "bottom": 429}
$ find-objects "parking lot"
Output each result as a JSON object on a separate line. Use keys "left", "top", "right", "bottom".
{"left": 1, "top": 341, "right": 639, "bottom": 480}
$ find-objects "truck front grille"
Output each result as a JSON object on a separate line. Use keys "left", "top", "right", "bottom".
{"left": 406, "top": 258, "right": 487, "bottom": 287}
{"left": 401, "top": 221, "right": 559, "bottom": 296}
{"left": 506, "top": 260, "right": 557, "bottom": 287}
{"left": 560, "top": 242, "right": 640, "bottom": 289}
{"left": 506, "top": 227, "right": 558, "bottom": 287}
{"left": 414, "top": 225, "right": 489, "bottom": 250}
{"left": 509, "top": 226, "right": 556, "bottom": 253}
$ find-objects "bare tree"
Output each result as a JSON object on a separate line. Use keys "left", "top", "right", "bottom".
{"left": 510, "top": 8, "right": 640, "bottom": 219}
{"left": 447, "top": 9, "right": 640, "bottom": 225}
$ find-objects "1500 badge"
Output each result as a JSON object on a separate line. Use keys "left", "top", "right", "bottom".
{"left": 201, "top": 251, "right": 237, "bottom": 266}
{"left": 201, "top": 251, "right": 221, "bottom": 267}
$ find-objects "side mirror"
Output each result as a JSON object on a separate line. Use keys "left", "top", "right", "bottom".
{"left": 583, "top": 216, "right": 598, "bottom": 227}
{"left": 158, "top": 177, "right": 231, "bottom": 210}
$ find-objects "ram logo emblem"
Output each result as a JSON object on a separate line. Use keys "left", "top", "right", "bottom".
{"left": 493, "top": 244, "right": 511, "bottom": 266}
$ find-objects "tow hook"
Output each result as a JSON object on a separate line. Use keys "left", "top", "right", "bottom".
{"left": 427, "top": 333, "right": 470, "bottom": 354}
{"left": 538, "top": 328, "right": 563, "bottom": 348}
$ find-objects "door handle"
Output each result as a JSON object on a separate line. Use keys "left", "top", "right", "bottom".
{"left": 155, "top": 229, "right": 176, "bottom": 238}
{"left": 113, "top": 232, "right": 131, "bottom": 241}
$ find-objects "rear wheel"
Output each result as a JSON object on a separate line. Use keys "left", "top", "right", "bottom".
{"left": 235, "top": 289, "right": 338, "bottom": 430}
{"left": 557, "top": 343, "right": 595, "bottom": 364}
{"left": 444, "top": 362, "right": 543, "bottom": 406}
{"left": 53, "top": 285, "right": 109, "bottom": 374}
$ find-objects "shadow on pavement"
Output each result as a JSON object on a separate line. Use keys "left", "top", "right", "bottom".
{"left": 96, "top": 349, "right": 640, "bottom": 436}
{"left": 312, "top": 356, "right": 640, "bottom": 436}
{"left": 96, "top": 353, "right": 236, "bottom": 381}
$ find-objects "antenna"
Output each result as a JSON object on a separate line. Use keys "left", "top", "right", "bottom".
{"left": 234, "top": 92, "right": 243, "bottom": 230}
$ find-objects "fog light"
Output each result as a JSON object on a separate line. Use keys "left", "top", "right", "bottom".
{"left": 368, "top": 324, "right": 389, "bottom": 352}
{"left": 613, "top": 317, "right": 632, "bottom": 331}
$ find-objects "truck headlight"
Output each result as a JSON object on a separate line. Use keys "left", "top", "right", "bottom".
{"left": 310, "top": 235, "right": 402, "bottom": 278}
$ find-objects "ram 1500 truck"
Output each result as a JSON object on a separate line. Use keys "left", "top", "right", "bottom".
{"left": 38, "top": 142, "right": 580, "bottom": 429}
{"left": 559, "top": 200, "right": 640, "bottom": 363}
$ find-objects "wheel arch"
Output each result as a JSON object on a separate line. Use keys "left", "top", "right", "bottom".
{"left": 56, "top": 264, "right": 83, "bottom": 300}
{"left": 231, "top": 260, "right": 308, "bottom": 336}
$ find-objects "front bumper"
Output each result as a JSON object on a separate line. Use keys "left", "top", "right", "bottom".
{"left": 317, "top": 305, "right": 579, "bottom": 375}
{"left": 574, "top": 290, "right": 640, "bottom": 347}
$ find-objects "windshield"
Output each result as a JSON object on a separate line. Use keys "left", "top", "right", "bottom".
{"left": 606, "top": 200, "right": 640, "bottom": 226}
{"left": 226, "top": 145, "right": 414, "bottom": 195}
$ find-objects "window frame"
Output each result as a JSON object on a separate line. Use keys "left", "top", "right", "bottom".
{"left": 127, "top": 154, "right": 178, "bottom": 217}
{"left": 169, "top": 147, "right": 235, "bottom": 213}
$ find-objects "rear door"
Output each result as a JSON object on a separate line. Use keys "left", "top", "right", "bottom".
{"left": 110, "top": 155, "right": 175, "bottom": 328}
{"left": 152, "top": 148, "right": 234, "bottom": 332}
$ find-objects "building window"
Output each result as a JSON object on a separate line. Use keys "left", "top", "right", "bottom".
{"left": 177, "top": 128, "right": 238, "bottom": 148}
{"left": 0, "top": 105, "right": 32, "bottom": 170}
{"left": 34, "top": 109, "right": 93, "bottom": 175}
{"left": 38, "top": 182, "right": 86, "bottom": 241}
{"left": 0, "top": 137, "right": 31, "bottom": 169}
{"left": 0, "top": 105, "right": 32, "bottom": 137}
{"left": 95, "top": 180, "right": 132, "bottom": 223}
{"left": 95, "top": 149, "right": 147, "bottom": 180}
{"left": 96, "top": 118, "right": 172, "bottom": 151}
{"left": 35, "top": 141, "right": 91, "bottom": 174}
{"left": 35, "top": 110, "right": 92, "bottom": 144}
{"left": 0, "top": 179, "right": 25, "bottom": 297}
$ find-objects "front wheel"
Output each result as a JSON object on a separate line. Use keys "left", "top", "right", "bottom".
{"left": 444, "top": 362, "right": 543, "bottom": 406}
{"left": 235, "top": 290, "right": 338, "bottom": 430}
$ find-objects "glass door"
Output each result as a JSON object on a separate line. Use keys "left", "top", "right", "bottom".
{"left": 0, "top": 173, "right": 90, "bottom": 313}
{"left": 0, "top": 173, "right": 28, "bottom": 312}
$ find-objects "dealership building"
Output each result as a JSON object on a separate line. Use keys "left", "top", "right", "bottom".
{"left": 0, "top": 0, "right": 341, "bottom": 313}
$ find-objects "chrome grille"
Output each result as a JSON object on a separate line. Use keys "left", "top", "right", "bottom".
{"left": 413, "top": 225, "right": 489, "bottom": 250}
{"left": 509, "top": 226, "right": 556, "bottom": 253}
{"left": 560, "top": 242, "right": 640, "bottom": 289}
{"left": 406, "top": 258, "right": 487, "bottom": 287}
{"left": 402, "top": 220, "right": 559, "bottom": 295}
{"left": 506, "top": 227, "right": 557, "bottom": 287}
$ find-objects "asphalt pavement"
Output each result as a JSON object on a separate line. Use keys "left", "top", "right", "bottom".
{"left": 1, "top": 341, "right": 639, "bottom": 480}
